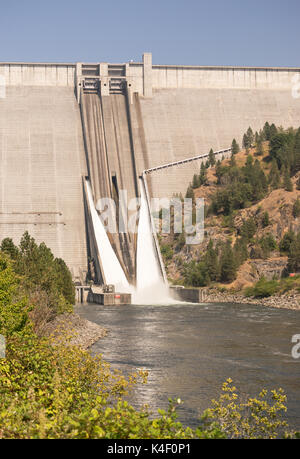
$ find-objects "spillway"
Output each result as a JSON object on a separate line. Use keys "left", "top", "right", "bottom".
{"left": 134, "top": 178, "right": 171, "bottom": 304}
{"left": 80, "top": 86, "right": 138, "bottom": 285}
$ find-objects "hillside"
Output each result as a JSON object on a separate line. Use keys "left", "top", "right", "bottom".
{"left": 158, "top": 123, "right": 300, "bottom": 296}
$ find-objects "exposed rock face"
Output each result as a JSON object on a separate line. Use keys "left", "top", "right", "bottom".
{"left": 250, "top": 258, "right": 288, "bottom": 281}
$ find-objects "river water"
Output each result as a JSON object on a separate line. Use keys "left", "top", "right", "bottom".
{"left": 76, "top": 302, "right": 300, "bottom": 430}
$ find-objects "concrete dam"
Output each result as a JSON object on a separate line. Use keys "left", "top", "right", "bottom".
{"left": 0, "top": 53, "right": 300, "bottom": 291}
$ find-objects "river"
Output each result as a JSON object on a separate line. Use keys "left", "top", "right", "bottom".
{"left": 75, "top": 302, "right": 300, "bottom": 430}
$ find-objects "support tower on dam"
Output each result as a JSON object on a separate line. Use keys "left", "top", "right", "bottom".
{"left": 0, "top": 54, "right": 300, "bottom": 284}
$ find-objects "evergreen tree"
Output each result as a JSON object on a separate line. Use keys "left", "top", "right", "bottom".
{"left": 229, "top": 153, "right": 237, "bottom": 167}
{"left": 256, "top": 139, "right": 264, "bottom": 156}
{"left": 246, "top": 127, "right": 254, "bottom": 146}
{"left": 269, "top": 123, "right": 278, "bottom": 139}
{"left": 185, "top": 184, "right": 194, "bottom": 200}
{"left": 231, "top": 139, "right": 240, "bottom": 155}
{"left": 293, "top": 128, "right": 300, "bottom": 173}
{"left": 240, "top": 217, "right": 256, "bottom": 241}
{"left": 268, "top": 160, "right": 281, "bottom": 189}
{"left": 292, "top": 198, "right": 300, "bottom": 218}
{"left": 199, "top": 162, "right": 208, "bottom": 185}
{"left": 233, "top": 238, "right": 248, "bottom": 266}
{"left": 208, "top": 148, "right": 216, "bottom": 166}
{"left": 283, "top": 166, "right": 293, "bottom": 192}
{"left": 243, "top": 133, "right": 250, "bottom": 151}
{"left": 192, "top": 174, "right": 200, "bottom": 189}
{"left": 0, "top": 238, "right": 19, "bottom": 260}
{"left": 287, "top": 234, "right": 300, "bottom": 273}
{"left": 263, "top": 122, "right": 271, "bottom": 141}
{"left": 279, "top": 231, "right": 296, "bottom": 254}
{"left": 219, "top": 242, "right": 237, "bottom": 283}
{"left": 204, "top": 239, "right": 219, "bottom": 281}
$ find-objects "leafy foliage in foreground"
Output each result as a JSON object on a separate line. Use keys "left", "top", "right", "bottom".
{"left": 0, "top": 253, "right": 297, "bottom": 438}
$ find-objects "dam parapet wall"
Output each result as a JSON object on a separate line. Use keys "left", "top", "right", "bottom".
{"left": 1, "top": 54, "right": 299, "bottom": 95}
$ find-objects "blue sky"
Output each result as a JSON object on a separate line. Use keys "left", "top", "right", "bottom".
{"left": 0, "top": 0, "right": 299, "bottom": 66}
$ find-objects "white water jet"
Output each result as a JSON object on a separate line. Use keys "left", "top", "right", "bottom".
{"left": 85, "top": 179, "right": 131, "bottom": 293}
{"left": 133, "top": 179, "right": 175, "bottom": 305}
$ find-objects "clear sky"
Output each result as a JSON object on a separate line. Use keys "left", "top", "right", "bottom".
{"left": 0, "top": 0, "right": 299, "bottom": 66}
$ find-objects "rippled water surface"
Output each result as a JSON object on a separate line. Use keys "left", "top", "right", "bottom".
{"left": 76, "top": 302, "right": 300, "bottom": 429}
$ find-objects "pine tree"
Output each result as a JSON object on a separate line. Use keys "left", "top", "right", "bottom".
{"left": 233, "top": 238, "right": 248, "bottom": 266}
{"left": 204, "top": 239, "right": 219, "bottom": 281}
{"left": 283, "top": 165, "right": 293, "bottom": 192}
{"left": 293, "top": 198, "right": 300, "bottom": 218}
{"left": 219, "top": 242, "right": 237, "bottom": 283}
{"left": 208, "top": 148, "right": 216, "bottom": 166}
{"left": 185, "top": 184, "right": 194, "bottom": 200}
{"left": 229, "top": 153, "right": 237, "bottom": 167}
{"left": 231, "top": 139, "right": 240, "bottom": 155}
{"left": 256, "top": 139, "right": 264, "bottom": 156}
{"left": 192, "top": 174, "right": 200, "bottom": 189}
{"left": 243, "top": 133, "right": 250, "bottom": 150}
{"left": 0, "top": 238, "right": 19, "bottom": 260}
{"left": 269, "top": 160, "right": 281, "bottom": 189}
{"left": 287, "top": 234, "right": 300, "bottom": 273}
{"left": 269, "top": 123, "right": 278, "bottom": 139}
{"left": 199, "top": 162, "right": 208, "bottom": 185}
{"left": 246, "top": 127, "right": 254, "bottom": 146}
{"left": 263, "top": 122, "right": 271, "bottom": 141}
{"left": 293, "top": 128, "right": 300, "bottom": 173}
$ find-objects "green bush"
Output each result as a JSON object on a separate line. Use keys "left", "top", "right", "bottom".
{"left": 244, "top": 277, "right": 278, "bottom": 298}
{"left": 160, "top": 244, "right": 174, "bottom": 263}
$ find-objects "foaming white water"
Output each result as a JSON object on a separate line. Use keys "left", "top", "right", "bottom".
{"left": 85, "top": 180, "right": 131, "bottom": 293}
{"left": 133, "top": 179, "right": 176, "bottom": 305}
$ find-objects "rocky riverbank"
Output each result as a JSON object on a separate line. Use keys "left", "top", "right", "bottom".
{"left": 43, "top": 313, "right": 107, "bottom": 349}
{"left": 200, "top": 289, "right": 300, "bottom": 310}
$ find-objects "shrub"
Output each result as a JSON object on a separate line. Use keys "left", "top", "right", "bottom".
{"left": 244, "top": 277, "right": 278, "bottom": 298}
{"left": 160, "top": 244, "right": 174, "bottom": 263}
{"left": 202, "top": 379, "right": 290, "bottom": 439}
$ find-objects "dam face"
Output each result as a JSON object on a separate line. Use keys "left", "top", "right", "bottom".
{"left": 0, "top": 54, "right": 300, "bottom": 283}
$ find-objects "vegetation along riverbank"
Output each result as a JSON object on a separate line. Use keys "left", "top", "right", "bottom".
{"left": 0, "top": 232, "right": 299, "bottom": 438}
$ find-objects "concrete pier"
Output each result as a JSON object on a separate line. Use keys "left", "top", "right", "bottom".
{"left": 87, "top": 286, "right": 131, "bottom": 305}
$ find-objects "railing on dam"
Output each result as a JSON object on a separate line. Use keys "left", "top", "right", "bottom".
{"left": 143, "top": 147, "right": 232, "bottom": 174}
